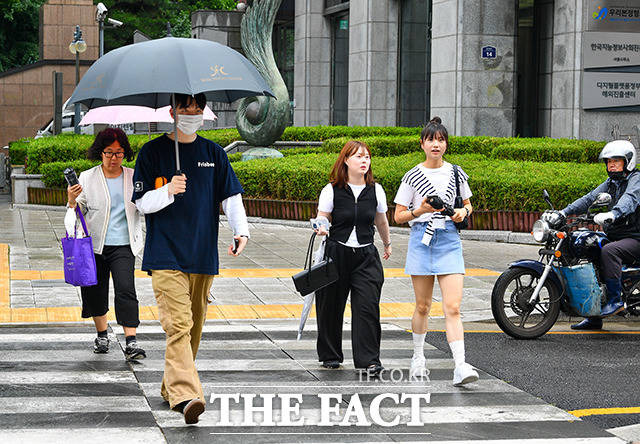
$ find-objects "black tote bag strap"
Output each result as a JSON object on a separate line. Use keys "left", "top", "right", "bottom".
{"left": 303, "top": 232, "right": 317, "bottom": 271}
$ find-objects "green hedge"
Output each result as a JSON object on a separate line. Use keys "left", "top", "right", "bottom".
{"left": 40, "top": 160, "right": 136, "bottom": 188}
{"left": 232, "top": 152, "right": 607, "bottom": 211}
{"left": 8, "top": 139, "right": 29, "bottom": 165}
{"left": 40, "top": 150, "right": 607, "bottom": 210}
{"left": 491, "top": 138, "right": 605, "bottom": 163}
{"left": 23, "top": 134, "right": 155, "bottom": 174}
{"left": 18, "top": 128, "right": 607, "bottom": 174}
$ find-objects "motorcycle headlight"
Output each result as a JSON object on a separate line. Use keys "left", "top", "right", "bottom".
{"left": 532, "top": 220, "right": 550, "bottom": 243}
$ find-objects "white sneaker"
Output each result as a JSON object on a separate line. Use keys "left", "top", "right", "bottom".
{"left": 410, "top": 355, "right": 427, "bottom": 378}
{"left": 453, "top": 363, "right": 479, "bottom": 386}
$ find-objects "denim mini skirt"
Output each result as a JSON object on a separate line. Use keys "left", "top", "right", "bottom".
{"left": 404, "top": 220, "right": 465, "bottom": 276}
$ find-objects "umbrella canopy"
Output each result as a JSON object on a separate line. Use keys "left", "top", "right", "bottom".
{"left": 69, "top": 37, "right": 274, "bottom": 109}
{"left": 79, "top": 105, "right": 217, "bottom": 126}
{"left": 68, "top": 37, "right": 273, "bottom": 172}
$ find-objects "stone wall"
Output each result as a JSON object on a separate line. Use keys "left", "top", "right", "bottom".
{"left": 430, "top": 0, "right": 517, "bottom": 137}
{"left": 0, "top": 63, "right": 91, "bottom": 147}
{"left": 39, "top": 0, "right": 98, "bottom": 61}
{"left": 0, "top": 0, "right": 97, "bottom": 147}
{"left": 347, "top": 0, "right": 398, "bottom": 126}
{"left": 293, "top": 0, "right": 332, "bottom": 126}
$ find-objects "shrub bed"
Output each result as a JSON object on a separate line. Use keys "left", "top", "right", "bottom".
{"left": 491, "top": 138, "right": 605, "bottom": 163}
{"left": 320, "top": 136, "right": 606, "bottom": 162}
{"left": 231, "top": 152, "right": 607, "bottom": 211}
{"left": 40, "top": 160, "right": 135, "bottom": 188}
{"left": 23, "top": 134, "right": 155, "bottom": 174}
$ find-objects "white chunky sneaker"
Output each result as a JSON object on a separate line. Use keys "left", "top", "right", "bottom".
{"left": 409, "top": 355, "right": 427, "bottom": 378}
{"left": 453, "top": 363, "right": 479, "bottom": 386}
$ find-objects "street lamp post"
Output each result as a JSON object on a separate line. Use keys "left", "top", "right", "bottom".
{"left": 69, "top": 25, "right": 87, "bottom": 134}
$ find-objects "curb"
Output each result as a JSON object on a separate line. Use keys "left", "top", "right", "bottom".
{"left": 242, "top": 216, "right": 538, "bottom": 245}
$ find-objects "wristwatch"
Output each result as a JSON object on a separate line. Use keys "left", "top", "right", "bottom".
{"left": 464, "top": 208, "right": 470, "bottom": 217}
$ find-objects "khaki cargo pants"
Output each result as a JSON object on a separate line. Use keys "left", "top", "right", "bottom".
{"left": 151, "top": 270, "right": 214, "bottom": 409}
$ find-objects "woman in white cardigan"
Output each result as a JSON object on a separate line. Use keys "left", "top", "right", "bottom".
{"left": 66, "top": 128, "right": 146, "bottom": 360}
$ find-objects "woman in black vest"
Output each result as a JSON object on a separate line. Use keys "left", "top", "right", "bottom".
{"left": 313, "top": 140, "right": 392, "bottom": 376}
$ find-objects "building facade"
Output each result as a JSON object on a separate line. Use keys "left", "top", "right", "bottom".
{"left": 196, "top": 0, "right": 639, "bottom": 142}
{"left": 0, "top": 0, "right": 97, "bottom": 148}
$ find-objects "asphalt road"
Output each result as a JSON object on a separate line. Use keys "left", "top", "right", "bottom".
{"left": 426, "top": 328, "right": 640, "bottom": 431}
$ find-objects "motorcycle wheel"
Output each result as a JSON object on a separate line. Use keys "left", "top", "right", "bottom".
{"left": 491, "top": 267, "right": 561, "bottom": 339}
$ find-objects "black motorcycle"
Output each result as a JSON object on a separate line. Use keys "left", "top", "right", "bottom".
{"left": 491, "top": 190, "right": 640, "bottom": 339}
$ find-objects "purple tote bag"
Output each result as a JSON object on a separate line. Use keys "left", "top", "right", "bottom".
{"left": 62, "top": 206, "right": 98, "bottom": 287}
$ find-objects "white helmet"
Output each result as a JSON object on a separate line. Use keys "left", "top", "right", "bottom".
{"left": 598, "top": 140, "right": 637, "bottom": 172}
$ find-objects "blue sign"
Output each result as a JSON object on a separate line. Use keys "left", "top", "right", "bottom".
{"left": 481, "top": 46, "right": 497, "bottom": 59}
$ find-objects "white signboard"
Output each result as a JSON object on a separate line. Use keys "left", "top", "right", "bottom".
{"left": 583, "top": 32, "right": 640, "bottom": 69}
{"left": 587, "top": 0, "right": 640, "bottom": 32}
{"left": 582, "top": 71, "right": 640, "bottom": 109}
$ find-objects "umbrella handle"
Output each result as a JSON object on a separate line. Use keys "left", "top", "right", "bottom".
{"left": 173, "top": 169, "right": 184, "bottom": 198}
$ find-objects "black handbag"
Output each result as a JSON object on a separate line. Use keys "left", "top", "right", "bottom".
{"left": 453, "top": 165, "right": 470, "bottom": 230}
{"left": 292, "top": 233, "right": 339, "bottom": 296}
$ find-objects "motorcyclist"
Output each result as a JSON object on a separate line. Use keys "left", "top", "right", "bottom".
{"left": 543, "top": 140, "right": 640, "bottom": 330}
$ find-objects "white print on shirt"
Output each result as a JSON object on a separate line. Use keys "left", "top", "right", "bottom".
{"left": 198, "top": 162, "right": 216, "bottom": 167}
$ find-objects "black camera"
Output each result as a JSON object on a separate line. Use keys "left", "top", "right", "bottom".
{"left": 63, "top": 167, "right": 79, "bottom": 187}
{"left": 426, "top": 195, "right": 455, "bottom": 217}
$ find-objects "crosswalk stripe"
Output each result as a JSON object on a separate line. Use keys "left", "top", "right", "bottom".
{"left": 0, "top": 321, "right": 625, "bottom": 443}
{"left": 0, "top": 396, "right": 150, "bottom": 413}
{"left": 0, "top": 428, "right": 165, "bottom": 443}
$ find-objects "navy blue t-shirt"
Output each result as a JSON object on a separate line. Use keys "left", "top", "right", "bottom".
{"left": 132, "top": 134, "right": 243, "bottom": 275}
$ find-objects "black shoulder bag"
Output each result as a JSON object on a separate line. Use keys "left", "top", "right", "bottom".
{"left": 453, "top": 165, "right": 469, "bottom": 230}
{"left": 292, "top": 233, "right": 339, "bottom": 296}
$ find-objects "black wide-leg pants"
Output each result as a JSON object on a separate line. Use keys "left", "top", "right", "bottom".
{"left": 315, "top": 241, "right": 384, "bottom": 368}
{"left": 80, "top": 245, "right": 140, "bottom": 327}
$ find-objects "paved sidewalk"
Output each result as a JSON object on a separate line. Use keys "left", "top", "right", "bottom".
{"left": 0, "top": 194, "right": 542, "bottom": 324}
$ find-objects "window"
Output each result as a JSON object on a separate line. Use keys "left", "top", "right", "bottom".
{"left": 398, "top": 0, "right": 431, "bottom": 127}
{"left": 331, "top": 13, "right": 349, "bottom": 125}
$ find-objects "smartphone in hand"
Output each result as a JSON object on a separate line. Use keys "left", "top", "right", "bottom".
{"left": 63, "top": 167, "right": 79, "bottom": 187}
{"left": 232, "top": 237, "right": 240, "bottom": 254}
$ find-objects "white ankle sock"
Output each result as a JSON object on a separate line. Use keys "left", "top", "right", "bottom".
{"left": 449, "top": 340, "right": 465, "bottom": 368}
{"left": 412, "top": 333, "right": 426, "bottom": 358}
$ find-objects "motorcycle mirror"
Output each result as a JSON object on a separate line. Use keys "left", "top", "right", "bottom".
{"left": 542, "top": 189, "right": 554, "bottom": 210}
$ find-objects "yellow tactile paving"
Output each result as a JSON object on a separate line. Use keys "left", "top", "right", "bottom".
{"left": 281, "top": 304, "right": 305, "bottom": 317}
{"left": 217, "top": 304, "right": 260, "bottom": 319}
{"left": 206, "top": 305, "right": 225, "bottom": 319}
{"left": 10, "top": 270, "right": 41, "bottom": 280}
{"left": 0, "top": 301, "right": 442, "bottom": 324}
{"left": 0, "top": 308, "right": 10, "bottom": 323}
{"left": 252, "top": 304, "right": 296, "bottom": 319}
{"left": 0, "top": 244, "right": 9, "bottom": 307}
{"left": 139, "top": 306, "right": 157, "bottom": 321}
{"left": 466, "top": 268, "right": 501, "bottom": 276}
{"left": 11, "top": 307, "right": 48, "bottom": 323}
{"left": 46, "top": 307, "right": 82, "bottom": 322}
{"left": 11, "top": 268, "right": 500, "bottom": 280}
{"left": 41, "top": 270, "right": 65, "bottom": 280}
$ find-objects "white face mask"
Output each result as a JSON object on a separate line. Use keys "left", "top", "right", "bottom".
{"left": 176, "top": 113, "right": 203, "bottom": 135}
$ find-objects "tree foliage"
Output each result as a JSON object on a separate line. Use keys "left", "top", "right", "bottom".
{"left": 0, "top": 0, "right": 236, "bottom": 71}
{"left": 0, "top": 0, "right": 48, "bottom": 71}
{"left": 99, "top": 1, "right": 236, "bottom": 52}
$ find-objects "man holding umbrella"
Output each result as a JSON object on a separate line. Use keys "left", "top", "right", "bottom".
{"left": 133, "top": 93, "right": 250, "bottom": 424}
